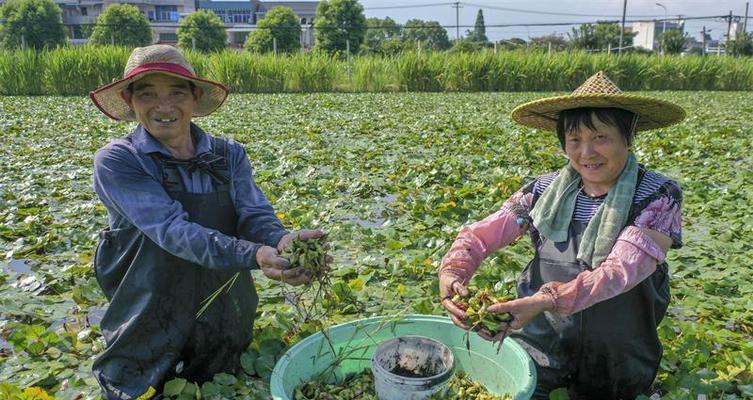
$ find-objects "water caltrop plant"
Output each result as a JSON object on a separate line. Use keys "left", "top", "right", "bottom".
{"left": 1, "top": 92, "right": 752, "bottom": 398}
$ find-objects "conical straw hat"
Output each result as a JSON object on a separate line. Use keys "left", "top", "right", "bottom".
{"left": 511, "top": 71, "right": 686, "bottom": 132}
{"left": 90, "top": 45, "right": 228, "bottom": 121}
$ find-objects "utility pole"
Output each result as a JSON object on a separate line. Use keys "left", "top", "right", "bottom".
{"left": 451, "top": 2, "right": 462, "bottom": 40}
{"left": 726, "top": 10, "right": 733, "bottom": 42}
{"left": 619, "top": 0, "right": 627, "bottom": 54}
{"left": 744, "top": 2, "right": 749, "bottom": 33}
{"left": 656, "top": 2, "right": 667, "bottom": 55}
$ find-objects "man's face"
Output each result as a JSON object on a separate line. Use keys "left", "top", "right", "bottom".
{"left": 122, "top": 74, "right": 203, "bottom": 142}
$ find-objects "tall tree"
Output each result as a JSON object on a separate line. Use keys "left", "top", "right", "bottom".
{"left": 466, "top": 9, "right": 487, "bottom": 43}
{"left": 0, "top": 0, "right": 66, "bottom": 49}
{"left": 569, "top": 21, "right": 634, "bottom": 51}
{"left": 363, "top": 16, "right": 401, "bottom": 54}
{"left": 402, "top": 19, "right": 450, "bottom": 51}
{"left": 659, "top": 30, "right": 687, "bottom": 55}
{"left": 245, "top": 6, "right": 301, "bottom": 53}
{"left": 177, "top": 9, "right": 227, "bottom": 52}
{"left": 313, "top": 0, "right": 366, "bottom": 54}
{"left": 89, "top": 4, "right": 151, "bottom": 47}
{"left": 726, "top": 32, "right": 753, "bottom": 56}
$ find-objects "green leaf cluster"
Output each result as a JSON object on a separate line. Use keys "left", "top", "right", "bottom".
{"left": 0, "top": 0, "right": 66, "bottom": 49}
{"left": 89, "top": 4, "right": 152, "bottom": 47}
{"left": 245, "top": 6, "right": 301, "bottom": 54}
{"left": 177, "top": 10, "right": 227, "bottom": 53}
{"left": 313, "top": 0, "right": 366, "bottom": 55}
{"left": 1, "top": 92, "right": 753, "bottom": 399}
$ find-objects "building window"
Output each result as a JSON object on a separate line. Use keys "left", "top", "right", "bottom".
{"left": 148, "top": 11, "right": 155, "bottom": 21}
{"left": 155, "top": 5, "right": 178, "bottom": 22}
{"left": 81, "top": 7, "right": 87, "bottom": 16}
{"left": 159, "top": 33, "right": 178, "bottom": 42}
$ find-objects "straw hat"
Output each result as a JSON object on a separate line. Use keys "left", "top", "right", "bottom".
{"left": 90, "top": 45, "right": 228, "bottom": 121}
{"left": 511, "top": 71, "right": 686, "bottom": 132}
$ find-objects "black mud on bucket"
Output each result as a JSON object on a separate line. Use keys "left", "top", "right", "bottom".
{"left": 371, "top": 335, "right": 455, "bottom": 400}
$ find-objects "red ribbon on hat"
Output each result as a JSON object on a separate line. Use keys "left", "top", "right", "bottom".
{"left": 125, "top": 62, "right": 196, "bottom": 79}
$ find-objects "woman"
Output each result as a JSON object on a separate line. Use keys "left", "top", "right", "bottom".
{"left": 439, "top": 71, "right": 685, "bottom": 399}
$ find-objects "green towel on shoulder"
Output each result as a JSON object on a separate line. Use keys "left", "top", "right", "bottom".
{"left": 530, "top": 153, "right": 638, "bottom": 268}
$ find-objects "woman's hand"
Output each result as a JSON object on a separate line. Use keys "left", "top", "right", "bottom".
{"left": 477, "top": 293, "right": 555, "bottom": 341}
{"left": 439, "top": 272, "right": 472, "bottom": 330}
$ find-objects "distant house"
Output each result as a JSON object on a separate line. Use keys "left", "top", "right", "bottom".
{"left": 198, "top": 0, "right": 318, "bottom": 47}
{"left": 254, "top": 0, "right": 317, "bottom": 25}
{"left": 13, "top": 0, "right": 197, "bottom": 44}
{"left": 632, "top": 20, "right": 683, "bottom": 51}
{"left": 0, "top": 0, "right": 318, "bottom": 47}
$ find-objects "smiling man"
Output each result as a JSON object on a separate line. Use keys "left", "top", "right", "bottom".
{"left": 89, "top": 45, "right": 322, "bottom": 399}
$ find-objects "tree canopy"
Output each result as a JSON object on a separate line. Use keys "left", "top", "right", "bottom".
{"left": 313, "top": 0, "right": 366, "bottom": 54}
{"left": 569, "top": 21, "right": 635, "bottom": 51}
{"left": 659, "top": 30, "right": 688, "bottom": 55}
{"left": 726, "top": 32, "right": 753, "bottom": 57}
{"left": 89, "top": 4, "right": 152, "bottom": 47}
{"left": 177, "top": 10, "right": 227, "bottom": 52}
{"left": 245, "top": 6, "right": 301, "bottom": 53}
{"left": 0, "top": 0, "right": 66, "bottom": 49}
{"left": 402, "top": 19, "right": 450, "bottom": 51}
{"left": 466, "top": 9, "right": 487, "bottom": 43}
{"left": 362, "top": 17, "right": 401, "bottom": 54}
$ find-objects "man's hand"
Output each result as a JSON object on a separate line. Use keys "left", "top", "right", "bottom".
{"left": 439, "top": 272, "right": 472, "bottom": 330}
{"left": 277, "top": 229, "right": 327, "bottom": 253}
{"left": 257, "top": 245, "right": 310, "bottom": 286}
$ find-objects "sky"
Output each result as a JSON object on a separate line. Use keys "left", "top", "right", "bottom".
{"left": 355, "top": 0, "right": 749, "bottom": 42}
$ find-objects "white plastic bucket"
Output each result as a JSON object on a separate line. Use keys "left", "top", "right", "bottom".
{"left": 371, "top": 335, "right": 455, "bottom": 400}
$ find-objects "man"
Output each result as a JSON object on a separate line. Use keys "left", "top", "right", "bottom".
{"left": 89, "top": 45, "right": 322, "bottom": 399}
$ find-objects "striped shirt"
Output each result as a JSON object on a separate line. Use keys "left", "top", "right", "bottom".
{"left": 524, "top": 166, "right": 683, "bottom": 248}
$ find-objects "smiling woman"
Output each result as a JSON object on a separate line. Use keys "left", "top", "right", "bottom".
{"left": 559, "top": 108, "right": 632, "bottom": 197}
{"left": 439, "top": 71, "right": 686, "bottom": 399}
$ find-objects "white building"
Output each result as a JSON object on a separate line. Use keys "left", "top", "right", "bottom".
{"left": 632, "top": 20, "right": 683, "bottom": 51}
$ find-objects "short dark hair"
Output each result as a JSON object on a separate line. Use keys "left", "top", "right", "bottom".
{"left": 555, "top": 107, "right": 636, "bottom": 149}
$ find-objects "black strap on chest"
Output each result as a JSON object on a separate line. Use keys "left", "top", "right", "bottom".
{"left": 150, "top": 137, "right": 230, "bottom": 192}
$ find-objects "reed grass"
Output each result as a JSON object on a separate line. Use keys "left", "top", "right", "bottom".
{"left": 2, "top": 46, "right": 752, "bottom": 95}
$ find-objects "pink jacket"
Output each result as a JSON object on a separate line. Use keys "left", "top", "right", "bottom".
{"left": 440, "top": 191, "right": 678, "bottom": 317}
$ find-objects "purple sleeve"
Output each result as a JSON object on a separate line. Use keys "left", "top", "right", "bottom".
{"left": 633, "top": 192, "right": 683, "bottom": 248}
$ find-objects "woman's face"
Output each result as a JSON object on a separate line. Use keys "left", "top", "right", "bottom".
{"left": 564, "top": 115, "right": 629, "bottom": 195}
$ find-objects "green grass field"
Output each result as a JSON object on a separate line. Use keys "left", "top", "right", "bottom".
{"left": 1, "top": 92, "right": 752, "bottom": 399}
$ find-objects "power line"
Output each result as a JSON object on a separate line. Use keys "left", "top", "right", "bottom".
{"left": 461, "top": 2, "right": 665, "bottom": 18}
{"left": 0, "top": 15, "right": 738, "bottom": 31}
{"left": 363, "top": 2, "right": 453, "bottom": 10}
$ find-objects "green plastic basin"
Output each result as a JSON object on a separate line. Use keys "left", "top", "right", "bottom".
{"left": 270, "top": 314, "right": 536, "bottom": 400}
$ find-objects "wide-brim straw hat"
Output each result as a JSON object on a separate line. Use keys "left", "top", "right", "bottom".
{"left": 90, "top": 45, "right": 228, "bottom": 121}
{"left": 511, "top": 71, "right": 686, "bottom": 132}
